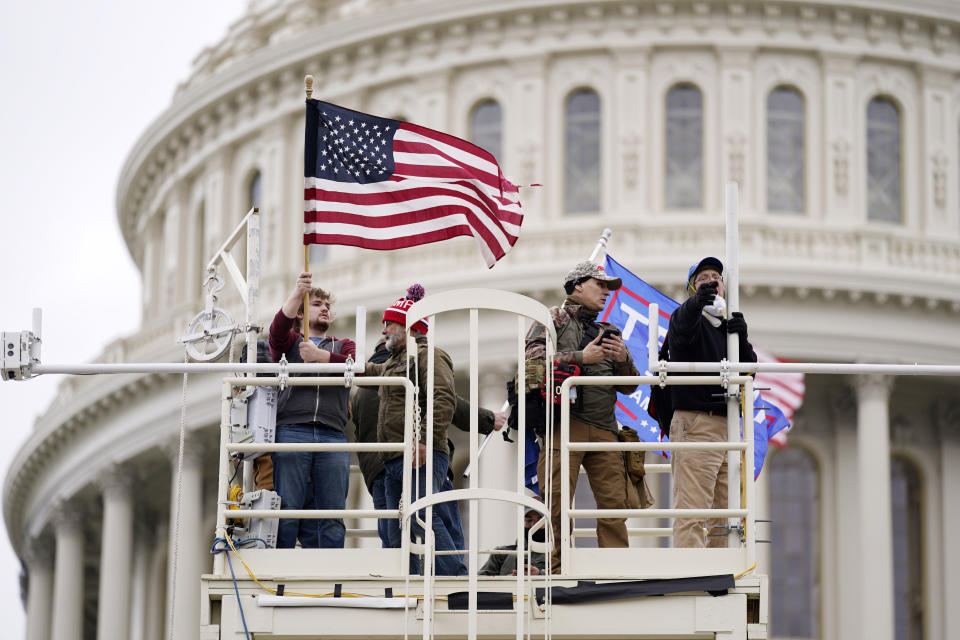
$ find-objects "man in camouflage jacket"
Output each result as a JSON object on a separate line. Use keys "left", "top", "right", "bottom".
{"left": 525, "top": 261, "right": 640, "bottom": 572}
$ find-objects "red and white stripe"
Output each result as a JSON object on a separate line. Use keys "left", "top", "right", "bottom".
{"left": 304, "top": 122, "right": 523, "bottom": 268}
{"left": 754, "top": 348, "right": 806, "bottom": 448}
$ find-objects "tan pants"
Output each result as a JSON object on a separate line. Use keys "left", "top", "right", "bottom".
{"left": 538, "top": 418, "right": 629, "bottom": 572}
{"left": 671, "top": 410, "right": 729, "bottom": 548}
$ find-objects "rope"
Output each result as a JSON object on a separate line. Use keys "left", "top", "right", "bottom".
{"left": 166, "top": 352, "right": 190, "bottom": 640}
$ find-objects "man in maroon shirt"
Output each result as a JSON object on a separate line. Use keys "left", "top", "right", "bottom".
{"left": 268, "top": 271, "right": 356, "bottom": 548}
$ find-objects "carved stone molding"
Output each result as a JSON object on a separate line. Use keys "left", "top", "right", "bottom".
{"left": 51, "top": 500, "right": 86, "bottom": 534}
{"left": 620, "top": 130, "right": 642, "bottom": 189}
{"left": 826, "top": 384, "right": 856, "bottom": 425}
{"left": 96, "top": 464, "right": 137, "bottom": 500}
{"left": 831, "top": 138, "right": 850, "bottom": 196}
{"left": 932, "top": 151, "right": 948, "bottom": 210}
{"left": 934, "top": 398, "right": 960, "bottom": 443}
{"left": 890, "top": 413, "right": 932, "bottom": 448}
{"left": 853, "top": 373, "right": 894, "bottom": 404}
{"left": 22, "top": 535, "right": 55, "bottom": 570}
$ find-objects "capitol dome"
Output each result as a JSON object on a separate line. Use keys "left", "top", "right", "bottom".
{"left": 5, "top": 1, "right": 960, "bottom": 639}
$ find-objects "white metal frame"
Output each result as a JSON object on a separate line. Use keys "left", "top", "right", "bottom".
{"left": 404, "top": 288, "right": 557, "bottom": 640}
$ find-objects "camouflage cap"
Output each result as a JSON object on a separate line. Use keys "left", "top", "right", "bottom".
{"left": 563, "top": 261, "right": 622, "bottom": 290}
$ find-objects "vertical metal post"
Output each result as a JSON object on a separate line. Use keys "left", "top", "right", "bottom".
{"left": 401, "top": 342, "right": 414, "bottom": 577}
{"left": 353, "top": 306, "right": 366, "bottom": 373}
{"left": 468, "top": 309, "right": 479, "bottom": 640}
{"left": 214, "top": 380, "right": 233, "bottom": 575}
{"left": 724, "top": 182, "right": 742, "bottom": 546}
{"left": 743, "top": 377, "right": 756, "bottom": 570}
{"left": 425, "top": 323, "right": 436, "bottom": 640}
{"left": 648, "top": 303, "right": 660, "bottom": 372}
{"left": 559, "top": 384, "right": 571, "bottom": 573}
{"left": 515, "top": 316, "right": 526, "bottom": 640}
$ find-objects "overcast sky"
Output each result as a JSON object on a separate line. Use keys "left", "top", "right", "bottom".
{"left": 0, "top": 1, "right": 247, "bottom": 635}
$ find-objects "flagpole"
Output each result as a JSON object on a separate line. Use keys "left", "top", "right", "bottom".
{"left": 303, "top": 75, "right": 314, "bottom": 342}
{"left": 588, "top": 227, "right": 613, "bottom": 263}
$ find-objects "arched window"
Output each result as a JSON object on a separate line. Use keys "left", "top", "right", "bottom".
{"left": 665, "top": 84, "right": 703, "bottom": 209}
{"left": 247, "top": 171, "right": 262, "bottom": 209}
{"left": 769, "top": 447, "right": 819, "bottom": 638}
{"left": 767, "top": 87, "right": 805, "bottom": 213}
{"left": 891, "top": 456, "right": 924, "bottom": 640}
{"left": 469, "top": 99, "right": 503, "bottom": 162}
{"left": 867, "top": 97, "right": 902, "bottom": 223}
{"left": 564, "top": 88, "right": 601, "bottom": 214}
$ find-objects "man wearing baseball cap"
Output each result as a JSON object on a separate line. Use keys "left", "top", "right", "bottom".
{"left": 667, "top": 256, "right": 757, "bottom": 548}
{"left": 525, "top": 261, "right": 640, "bottom": 572}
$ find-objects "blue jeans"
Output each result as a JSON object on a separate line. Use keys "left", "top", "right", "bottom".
{"left": 273, "top": 424, "right": 349, "bottom": 549}
{"left": 370, "top": 472, "right": 394, "bottom": 549}
{"left": 383, "top": 452, "right": 467, "bottom": 576}
{"left": 438, "top": 469, "right": 465, "bottom": 552}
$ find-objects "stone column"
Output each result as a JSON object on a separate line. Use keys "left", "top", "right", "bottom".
{"left": 96, "top": 466, "right": 135, "bottom": 640}
{"left": 937, "top": 400, "right": 960, "bottom": 640}
{"left": 828, "top": 386, "right": 859, "bottom": 640}
{"left": 855, "top": 374, "right": 895, "bottom": 640}
{"left": 50, "top": 503, "right": 85, "bottom": 640}
{"left": 166, "top": 443, "right": 205, "bottom": 640}
{"left": 24, "top": 537, "right": 54, "bottom": 640}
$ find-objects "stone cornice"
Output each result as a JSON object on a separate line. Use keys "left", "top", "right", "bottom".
{"left": 116, "top": 0, "right": 960, "bottom": 263}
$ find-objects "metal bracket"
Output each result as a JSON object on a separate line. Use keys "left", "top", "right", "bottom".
{"left": 277, "top": 354, "right": 289, "bottom": 391}
{"left": 710, "top": 522, "right": 746, "bottom": 543}
{"left": 657, "top": 359, "right": 668, "bottom": 388}
{"left": 343, "top": 355, "right": 355, "bottom": 388}
{"left": 719, "top": 358, "right": 731, "bottom": 390}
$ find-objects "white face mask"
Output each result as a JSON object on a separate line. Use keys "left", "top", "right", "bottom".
{"left": 703, "top": 295, "right": 726, "bottom": 326}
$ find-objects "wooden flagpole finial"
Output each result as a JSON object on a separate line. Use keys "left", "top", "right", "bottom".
{"left": 305, "top": 75, "right": 314, "bottom": 99}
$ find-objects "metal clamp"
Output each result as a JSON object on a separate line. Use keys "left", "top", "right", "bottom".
{"left": 657, "top": 359, "right": 668, "bottom": 388}
{"left": 719, "top": 358, "right": 731, "bottom": 390}
{"left": 710, "top": 522, "right": 745, "bottom": 543}
{"left": 277, "top": 353, "right": 289, "bottom": 391}
{"left": 343, "top": 355, "right": 355, "bottom": 387}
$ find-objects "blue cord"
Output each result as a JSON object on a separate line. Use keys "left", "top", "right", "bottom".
{"left": 211, "top": 537, "right": 257, "bottom": 640}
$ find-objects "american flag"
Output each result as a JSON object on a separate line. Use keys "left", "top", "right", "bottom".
{"left": 754, "top": 349, "right": 805, "bottom": 447}
{"left": 303, "top": 99, "right": 524, "bottom": 268}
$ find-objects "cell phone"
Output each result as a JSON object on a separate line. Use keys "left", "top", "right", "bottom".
{"left": 600, "top": 328, "right": 620, "bottom": 341}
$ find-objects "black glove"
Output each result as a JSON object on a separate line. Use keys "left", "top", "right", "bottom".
{"left": 726, "top": 311, "right": 748, "bottom": 339}
{"left": 694, "top": 281, "right": 718, "bottom": 309}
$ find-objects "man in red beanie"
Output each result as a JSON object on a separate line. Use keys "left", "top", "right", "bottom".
{"left": 365, "top": 284, "right": 466, "bottom": 575}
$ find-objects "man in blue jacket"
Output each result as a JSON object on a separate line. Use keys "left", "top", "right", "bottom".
{"left": 667, "top": 257, "right": 756, "bottom": 548}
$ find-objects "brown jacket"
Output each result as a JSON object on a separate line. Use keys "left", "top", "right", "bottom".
{"left": 365, "top": 334, "right": 456, "bottom": 461}
{"left": 525, "top": 300, "right": 639, "bottom": 432}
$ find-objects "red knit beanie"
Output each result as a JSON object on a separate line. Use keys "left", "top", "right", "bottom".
{"left": 382, "top": 284, "right": 428, "bottom": 334}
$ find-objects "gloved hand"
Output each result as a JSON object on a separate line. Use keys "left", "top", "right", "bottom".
{"left": 726, "top": 311, "right": 748, "bottom": 339}
{"left": 695, "top": 281, "right": 719, "bottom": 309}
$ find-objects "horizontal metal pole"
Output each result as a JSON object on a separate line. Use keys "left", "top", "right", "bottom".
{"left": 565, "top": 375, "right": 751, "bottom": 386}
{"left": 661, "top": 362, "right": 960, "bottom": 376}
{"left": 27, "top": 361, "right": 960, "bottom": 378}
{"left": 345, "top": 529, "right": 379, "bottom": 538}
{"left": 569, "top": 508, "right": 747, "bottom": 519}
{"left": 568, "top": 442, "right": 747, "bottom": 452}
{"left": 572, "top": 527, "right": 673, "bottom": 538}
{"left": 228, "top": 442, "right": 404, "bottom": 453}
{"left": 224, "top": 509, "right": 397, "bottom": 519}
{"left": 33, "top": 362, "right": 360, "bottom": 375}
